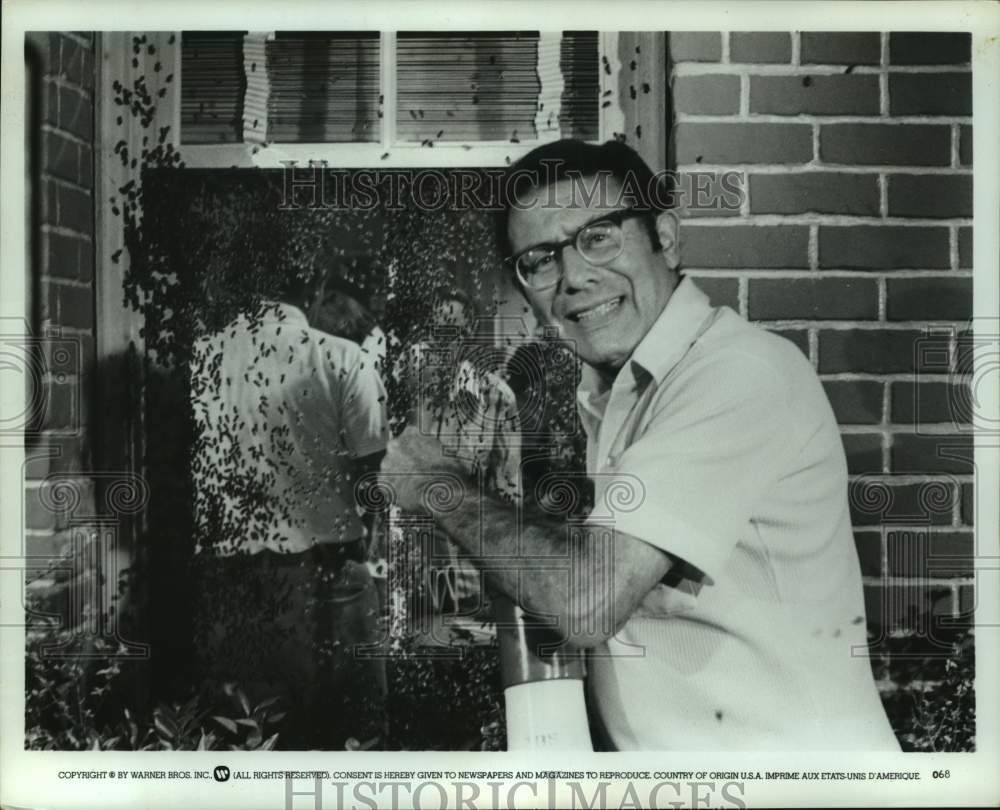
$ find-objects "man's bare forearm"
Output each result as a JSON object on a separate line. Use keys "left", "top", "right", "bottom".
{"left": 379, "top": 428, "right": 674, "bottom": 646}
{"left": 430, "top": 487, "right": 639, "bottom": 648}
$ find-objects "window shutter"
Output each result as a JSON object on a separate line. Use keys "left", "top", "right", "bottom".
{"left": 242, "top": 33, "right": 270, "bottom": 145}
{"left": 559, "top": 31, "right": 599, "bottom": 141}
{"left": 396, "top": 31, "right": 541, "bottom": 143}
{"left": 180, "top": 32, "right": 246, "bottom": 144}
{"left": 180, "top": 30, "right": 600, "bottom": 147}
{"left": 395, "top": 31, "right": 598, "bottom": 144}
{"left": 265, "top": 32, "right": 381, "bottom": 143}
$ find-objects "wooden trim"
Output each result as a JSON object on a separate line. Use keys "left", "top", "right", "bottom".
{"left": 618, "top": 32, "right": 668, "bottom": 173}
{"left": 380, "top": 30, "right": 396, "bottom": 152}
{"left": 175, "top": 31, "right": 668, "bottom": 169}
{"left": 178, "top": 141, "right": 566, "bottom": 169}
{"left": 242, "top": 32, "right": 271, "bottom": 145}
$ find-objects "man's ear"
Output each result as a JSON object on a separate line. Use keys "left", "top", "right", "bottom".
{"left": 655, "top": 209, "right": 681, "bottom": 271}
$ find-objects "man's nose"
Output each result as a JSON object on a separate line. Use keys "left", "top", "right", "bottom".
{"left": 560, "top": 246, "right": 602, "bottom": 291}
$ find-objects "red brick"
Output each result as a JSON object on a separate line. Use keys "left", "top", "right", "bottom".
{"left": 961, "top": 483, "right": 973, "bottom": 526}
{"left": 24, "top": 484, "right": 84, "bottom": 532}
{"left": 820, "top": 124, "right": 951, "bottom": 166}
{"left": 819, "top": 225, "right": 950, "bottom": 270}
{"left": 853, "top": 530, "right": 883, "bottom": 576}
{"left": 42, "top": 33, "right": 63, "bottom": 77}
{"left": 58, "top": 86, "right": 93, "bottom": 142}
{"left": 689, "top": 276, "right": 739, "bottom": 310}
{"left": 957, "top": 583, "right": 974, "bottom": 617}
{"left": 889, "top": 33, "right": 971, "bottom": 66}
{"left": 849, "top": 482, "right": 956, "bottom": 526}
{"left": 59, "top": 36, "right": 95, "bottom": 90}
{"left": 41, "top": 333, "right": 92, "bottom": 381}
{"left": 959, "top": 125, "right": 972, "bottom": 166}
{"left": 864, "top": 583, "right": 955, "bottom": 632}
{"left": 43, "top": 82, "right": 59, "bottom": 128}
{"left": 822, "top": 380, "right": 883, "bottom": 424}
{"left": 749, "top": 172, "right": 879, "bottom": 216}
{"left": 955, "top": 329, "right": 975, "bottom": 376}
{"left": 800, "top": 32, "right": 881, "bottom": 65}
{"left": 672, "top": 75, "right": 740, "bottom": 115}
{"left": 749, "top": 278, "right": 878, "bottom": 320}
{"left": 891, "top": 381, "right": 971, "bottom": 426}
{"left": 676, "top": 171, "right": 743, "bottom": 217}
{"left": 818, "top": 329, "right": 947, "bottom": 374}
{"left": 891, "top": 433, "right": 973, "bottom": 474}
{"left": 43, "top": 381, "right": 77, "bottom": 431}
{"left": 683, "top": 225, "right": 808, "bottom": 268}
{"left": 767, "top": 328, "right": 810, "bottom": 357}
{"left": 890, "top": 73, "right": 972, "bottom": 117}
{"left": 41, "top": 180, "right": 59, "bottom": 225}
{"left": 45, "top": 232, "right": 93, "bottom": 283}
{"left": 23, "top": 436, "right": 89, "bottom": 479}
{"left": 886, "top": 529, "right": 972, "bottom": 578}
{"left": 887, "top": 174, "right": 972, "bottom": 219}
{"left": 25, "top": 487, "right": 59, "bottom": 532}
{"left": 45, "top": 131, "right": 82, "bottom": 184}
{"left": 668, "top": 32, "right": 721, "bottom": 62}
{"left": 751, "top": 75, "right": 879, "bottom": 116}
{"left": 54, "top": 184, "right": 93, "bottom": 234}
{"left": 46, "top": 282, "right": 94, "bottom": 331}
{"left": 958, "top": 227, "right": 972, "bottom": 269}
{"left": 675, "top": 123, "right": 812, "bottom": 165}
{"left": 886, "top": 277, "right": 971, "bottom": 321}
{"left": 729, "top": 32, "right": 791, "bottom": 64}
{"left": 841, "top": 432, "right": 883, "bottom": 474}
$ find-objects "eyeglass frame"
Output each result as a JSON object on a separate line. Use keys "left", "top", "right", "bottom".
{"left": 506, "top": 208, "right": 652, "bottom": 292}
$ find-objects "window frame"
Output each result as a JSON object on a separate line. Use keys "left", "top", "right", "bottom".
{"left": 174, "top": 31, "right": 652, "bottom": 169}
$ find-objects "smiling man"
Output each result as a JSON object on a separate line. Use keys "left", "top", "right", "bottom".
{"left": 382, "top": 139, "right": 899, "bottom": 751}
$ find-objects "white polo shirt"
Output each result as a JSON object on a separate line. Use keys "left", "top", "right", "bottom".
{"left": 579, "top": 277, "right": 899, "bottom": 750}
{"left": 190, "top": 303, "right": 388, "bottom": 555}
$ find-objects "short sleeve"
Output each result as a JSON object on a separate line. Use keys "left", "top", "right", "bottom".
{"left": 338, "top": 347, "right": 389, "bottom": 458}
{"left": 590, "top": 350, "right": 795, "bottom": 584}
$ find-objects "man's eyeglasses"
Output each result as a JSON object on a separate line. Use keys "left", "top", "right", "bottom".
{"left": 509, "top": 208, "right": 648, "bottom": 292}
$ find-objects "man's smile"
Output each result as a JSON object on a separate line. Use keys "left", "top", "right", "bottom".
{"left": 566, "top": 295, "right": 625, "bottom": 324}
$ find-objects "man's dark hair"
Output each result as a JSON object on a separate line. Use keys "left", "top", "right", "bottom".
{"left": 433, "top": 287, "right": 477, "bottom": 317}
{"left": 314, "top": 286, "right": 377, "bottom": 345}
{"left": 494, "top": 139, "right": 673, "bottom": 265}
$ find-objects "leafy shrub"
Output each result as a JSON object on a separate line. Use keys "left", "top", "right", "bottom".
{"left": 872, "top": 626, "right": 975, "bottom": 752}
{"left": 26, "top": 618, "right": 287, "bottom": 751}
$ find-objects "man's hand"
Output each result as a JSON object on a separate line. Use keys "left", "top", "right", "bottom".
{"left": 379, "top": 426, "right": 476, "bottom": 515}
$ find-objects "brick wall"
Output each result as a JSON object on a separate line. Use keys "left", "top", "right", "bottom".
{"left": 23, "top": 32, "right": 98, "bottom": 592}
{"left": 668, "top": 31, "right": 973, "bottom": 640}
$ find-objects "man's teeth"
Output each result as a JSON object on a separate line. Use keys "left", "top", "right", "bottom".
{"left": 577, "top": 299, "right": 621, "bottom": 321}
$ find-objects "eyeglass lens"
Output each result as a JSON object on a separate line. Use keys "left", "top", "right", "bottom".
{"left": 516, "top": 220, "right": 626, "bottom": 289}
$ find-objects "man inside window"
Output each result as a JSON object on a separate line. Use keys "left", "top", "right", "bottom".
{"left": 381, "top": 139, "right": 899, "bottom": 750}
{"left": 190, "top": 268, "right": 388, "bottom": 749}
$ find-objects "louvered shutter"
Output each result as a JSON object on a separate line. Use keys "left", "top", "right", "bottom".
{"left": 395, "top": 31, "right": 599, "bottom": 144}
{"left": 180, "top": 30, "right": 599, "bottom": 146}
{"left": 266, "top": 32, "right": 381, "bottom": 143}
{"left": 180, "top": 32, "right": 246, "bottom": 144}
{"left": 559, "top": 31, "right": 599, "bottom": 140}
{"left": 396, "top": 31, "right": 540, "bottom": 143}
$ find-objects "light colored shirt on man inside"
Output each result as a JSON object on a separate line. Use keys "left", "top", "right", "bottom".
{"left": 190, "top": 302, "right": 388, "bottom": 555}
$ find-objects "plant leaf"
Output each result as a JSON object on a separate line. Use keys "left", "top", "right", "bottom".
{"left": 211, "top": 716, "right": 238, "bottom": 735}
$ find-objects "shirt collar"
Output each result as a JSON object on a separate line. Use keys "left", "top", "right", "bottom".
{"left": 577, "top": 275, "right": 714, "bottom": 404}
{"left": 255, "top": 301, "right": 310, "bottom": 328}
